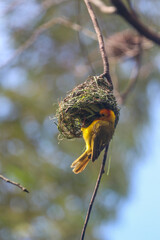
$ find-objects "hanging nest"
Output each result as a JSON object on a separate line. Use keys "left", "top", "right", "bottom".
{"left": 106, "top": 29, "right": 152, "bottom": 60}
{"left": 56, "top": 75, "right": 120, "bottom": 139}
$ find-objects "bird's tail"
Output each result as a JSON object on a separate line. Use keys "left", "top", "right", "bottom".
{"left": 71, "top": 150, "right": 91, "bottom": 174}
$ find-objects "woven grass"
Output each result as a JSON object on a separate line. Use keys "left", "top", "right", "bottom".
{"left": 56, "top": 75, "right": 120, "bottom": 139}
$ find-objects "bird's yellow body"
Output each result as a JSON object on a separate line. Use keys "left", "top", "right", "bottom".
{"left": 71, "top": 109, "right": 116, "bottom": 174}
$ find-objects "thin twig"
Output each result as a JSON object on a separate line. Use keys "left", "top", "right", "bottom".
{"left": 81, "top": 144, "right": 109, "bottom": 240}
{"left": 111, "top": 0, "right": 160, "bottom": 45}
{"left": 0, "top": 174, "right": 29, "bottom": 193}
{"left": 84, "top": 0, "right": 113, "bottom": 89}
{"left": 80, "top": 2, "right": 113, "bottom": 238}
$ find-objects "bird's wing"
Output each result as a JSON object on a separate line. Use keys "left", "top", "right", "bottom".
{"left": 91, "top": 121, "right": 110, "bottom": 162}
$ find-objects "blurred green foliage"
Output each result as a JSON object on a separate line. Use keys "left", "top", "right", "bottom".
{"left": 0, "top": 0, "right": 160, "bottom": 240}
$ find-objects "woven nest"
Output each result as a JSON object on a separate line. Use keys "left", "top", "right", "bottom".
{"left": 56, "top": 75, "right": 120, "bottom": 139}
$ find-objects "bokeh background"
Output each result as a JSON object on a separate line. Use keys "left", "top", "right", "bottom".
{"left": 0, "top": 1, "right": 160, "bottom": 240}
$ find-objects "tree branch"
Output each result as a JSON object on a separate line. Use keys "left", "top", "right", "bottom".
{"left": 81, "top": 144, "right": 109, "bottom": 240}
{"left": 0, "top": 17, "right": 96, "bottom": 70}
{"left": 0, "top": 174, "right": 29, "bottom": 193}
{"left": 111, "top": 0, "right": 160, "bottom": 45}
{"left": 84, "top": 0, "right": 113, "bottom": 89}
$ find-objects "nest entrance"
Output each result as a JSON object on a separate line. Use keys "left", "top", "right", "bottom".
{"left": 56, "top": 75, "right": 120, "bottom": 139}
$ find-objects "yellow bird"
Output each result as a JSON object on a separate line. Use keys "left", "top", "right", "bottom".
{"left": 71, "top": 109, "right": 116, "bottom": 174}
